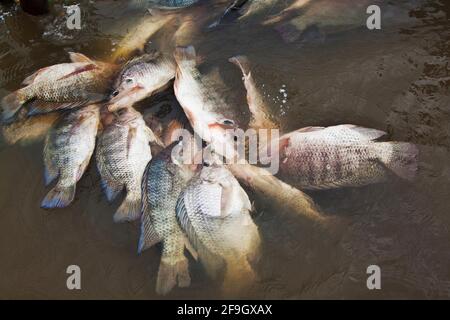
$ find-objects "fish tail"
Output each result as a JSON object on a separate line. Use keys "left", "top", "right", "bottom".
{"left": 378, "top": 142, "right": 419, "bottom": 181}
{"left": 1, "top": 89, "right": 28, "bottom": 123}
{"left": 41, "top": 184, "right": 76, "bottom": 209}
{"left": 156, "top": 256, "right": 191, "bottom": 295}
{"left": 114, "top": 192, "right": 141, "bottom": 223}
{"left": 229, "top": 55, "right": 251, "bottom": 77}
{"left": 222, "top": 258, "right": 257, "bottom": 297}
{"left": 174, "top": 46, "right": 196, "bottom": 63}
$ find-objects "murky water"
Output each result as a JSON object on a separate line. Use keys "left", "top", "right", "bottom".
{"left": 0, "top": 0, "right": 449, "bottom": 299}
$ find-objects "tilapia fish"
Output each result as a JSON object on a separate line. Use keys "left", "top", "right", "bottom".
{"left": 42, "top": 104, "right": 100, "bottom": 209}
{"left": 108, "top": 52, "right": 176, "bottom": 112}
{"left": 271, "top": 125, "right": 419, "bottom": 190}
{"left": 96, "top": 107, "right": 159, "bottom": 222}
{"left": 229, "top": 55, "right": 278, "bottom": 131}
{"left": 1, "top": 52, "right": 117, "bottom": 122}
{"left": 176, "top": 163, "right": 260, "bottom": 292}
{"left": 233, "top": 56, "right": 419, "bottom": 190}
{"left": 139, "top": 141, "right": 197, "bottom": 295}
{"left": 173, "top": 46, "right": 240, "bottom": 158}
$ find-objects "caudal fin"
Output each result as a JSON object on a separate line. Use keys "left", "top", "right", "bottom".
{"left": 174, "top": 46, "right": 196, "bottom": 63}
{"left": 156, "top": 257, "right": 191, "bottom": 295}
{"left": 114, "top": 192, "right": 141, "bottom": 223}
{"left": 222, "top": 258, "right": 257, "bottom": 297}
{"left": 378, "top": 142, "right": 419, "bottom": 181}
{"left": 41, "top": 185, "right": 76, "bottom": 209}
{"left": 1, "top": 90, "right": 26, "bottom": 123}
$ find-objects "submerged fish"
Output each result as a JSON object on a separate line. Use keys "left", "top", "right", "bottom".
{"left": 176, "top": 162, "right": 260, "bottom": 292}
{"left": 139, "top": 140, "right": 197, "bottom": 295}
{"left": 1, "top": 52, "right": 117, "bottom": 122}
{"left": 96, "top": 107, "right": 160, "bottom": 222}
{"left": 173, "top": 46, "right": 240, "bottom": 159}
{"left": 229, "top": 55, "right": 278, "bottom": 131}
{"left": 107, "top": 52, "right": 176, "bottom": 112}
{"left": 232, "top": 55, "right": 419, "bottom": 189}
{"left": 270, "top": 125, "right": 419, "bottom": 190}
{"left": 42, "top": 104, "right": 100, "bottom": 209}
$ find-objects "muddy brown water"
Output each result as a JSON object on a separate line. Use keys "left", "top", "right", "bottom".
{"left": 0, "top": 0, "right": 449, "bottom": 299}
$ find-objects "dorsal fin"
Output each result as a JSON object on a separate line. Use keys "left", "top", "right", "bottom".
{"left": 296, "top": 126, "right": 325, "bottom": 133}
{"left": 68, "top": 52, "right": 95, "bottom": 64}
{"left": 122, "top": 51, "right": 160, "bottom": 70}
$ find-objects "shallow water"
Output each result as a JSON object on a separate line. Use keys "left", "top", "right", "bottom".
{"left": 0, "top": 0, "right": 449, "bottom": 299}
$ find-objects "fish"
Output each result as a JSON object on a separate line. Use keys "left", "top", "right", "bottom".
{"left": 232, "top": 55, "right": 419, "bottom": 190}
{"left": 107, "top": 52, "right": 176, "bottom": 112}
{"left": 138, "top": 140, "right": 198, "bottom": 295}
{"left": 229, "top": 55, "right": 278, "bottom": 131}
{"left": 1, "top": 112, "right": 59, "bottom": 145}
{"left": 1, "top": 52, "right": 117, "bottom": 122}
{"left": 176, "top": 161, "right": 261, "bottom": 293}
{"left": 173, "top": 45, "right": 241, "bottom": 159}
{"left": 41, "top": 104, "right": 100, "bottom": 209}
{"left": 96, "top": 107, "right": 160, "bottom": 222}
{"left": 269, "top": 125, "right": 419, "bottom": 190}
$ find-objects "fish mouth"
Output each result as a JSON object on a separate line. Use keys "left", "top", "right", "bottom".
{"left": 107, "top": 85, "right": 145, "bottom": 112}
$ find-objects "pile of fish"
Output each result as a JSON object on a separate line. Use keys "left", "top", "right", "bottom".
{"left": 0, "top": 43, "right": 418, "bottom": 295}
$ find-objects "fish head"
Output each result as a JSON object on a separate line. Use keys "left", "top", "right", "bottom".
{"left": 109, "top": 107, "right": 142, "bottom": 126}
{"left": 206, "top": 117, "right": 246, "bottom": 161}
{"left": 107, "top": 71, "right": 147, "bottom": 112}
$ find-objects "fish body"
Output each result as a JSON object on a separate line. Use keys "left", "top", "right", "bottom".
{"left": 96, "top": 107, "right": 157, "bottom": 222}
{"left": 273, "top": 125, "right": 418, "bottom": 190}
{"left": 41, "top": 104, "right": 100, "bottom": 208}
{"left": 1, "top": 53, "right": 116, "bottom": 122}
{"left": 176, "top": 164, "right": 260, "bottom": 290}
{"left": 173, "top": 46, "right": 240, "bottom": 158}
{"left": 229, "top": 55, "right": 277, "bottom": 131}
{"left": 108, "top": 52, "right": 176, "bottom": 111}
{"left": 139, "top": 141, "right": 197, "bottom": 295}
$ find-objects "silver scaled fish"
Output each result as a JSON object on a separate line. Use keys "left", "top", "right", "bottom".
{"left": 96, "top": 107, "right": 160, "bottom": 222}
{"left": 139, "top": 140, "right": 197, "bottom": 295}
{"left": 42, "top": 104, "right": 100, "bottom": 208}
{"left": 1, "top": 52, "right": 117, "bottom": 122}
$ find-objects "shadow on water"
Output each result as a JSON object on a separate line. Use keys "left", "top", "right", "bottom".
{"left": 0, "top": 0, "right": 449, "bottom": 298}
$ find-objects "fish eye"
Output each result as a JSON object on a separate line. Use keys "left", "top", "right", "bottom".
{"left": 125, "top": 77, "right": 134, "bottom": 84}
{"left": 111, "top": 90, "right": 119, "bottom": 97}
{"left": 222, "top": 119, "right": 235, "bottom": 126}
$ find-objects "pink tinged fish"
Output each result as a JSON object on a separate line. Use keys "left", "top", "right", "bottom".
{"left": 1, "top": 52, "right": 117, "bottom": 123}
{"left": 173, "top": 45, "right": 240, "bottom": 159}
{"left": 107, "top": 52, "right": 176, "bottom": 112}
{"left": 41, "top": 104, "right": 100, "bottom": 209}
{"left": 269, "top": 125, "right": 419, "bottom": 190}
